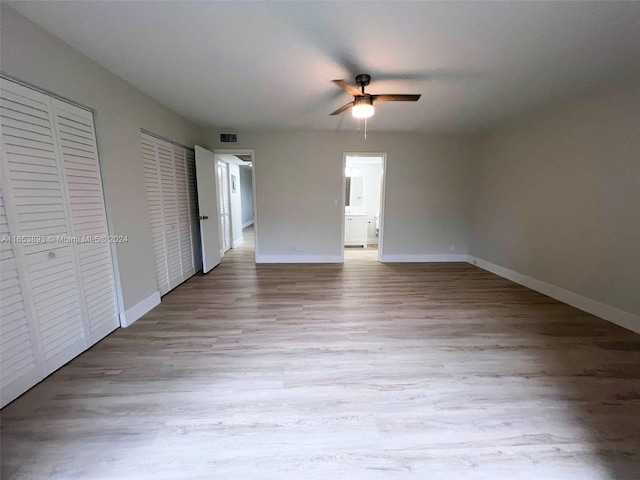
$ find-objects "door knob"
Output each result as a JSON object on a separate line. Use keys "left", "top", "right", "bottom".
{"left": 198, "top": 215, "right": 209, "bottom": 220}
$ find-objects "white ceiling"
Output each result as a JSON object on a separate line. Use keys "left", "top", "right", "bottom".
{"left": 8, "top": 1, "right": 640, "bottom": 133}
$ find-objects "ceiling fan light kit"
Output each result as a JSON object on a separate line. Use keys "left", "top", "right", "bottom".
{"left": 352, "top": 97, "right": 374, "bottom": 118}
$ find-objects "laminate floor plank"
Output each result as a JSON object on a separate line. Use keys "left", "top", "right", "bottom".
{"left": 2, "top": 227, "right": 639, "bottom": 479}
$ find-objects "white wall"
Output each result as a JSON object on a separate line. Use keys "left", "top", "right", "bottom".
{"left": 240, "top": 166, "right": 254, "bottom": 227}
{"left": 207, "top": 131, "right": 474, "bottom": 262}
{"left": 1, "top": 6, "right": 206, "bottom": 320}
{"left": 470, "top": 78, "right": 640, "bottom": 324}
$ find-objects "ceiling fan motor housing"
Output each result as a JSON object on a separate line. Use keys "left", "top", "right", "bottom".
{"left": 355, "top": 74, "right": 371, "bottom": 89}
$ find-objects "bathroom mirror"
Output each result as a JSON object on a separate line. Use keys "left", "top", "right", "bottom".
{"left": 345, "top": 176, "right": 363, "bottom": 207}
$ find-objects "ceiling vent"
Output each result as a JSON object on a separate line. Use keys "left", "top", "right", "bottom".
{"left": 219, "top": 133, "right": 238, "bottom": 144}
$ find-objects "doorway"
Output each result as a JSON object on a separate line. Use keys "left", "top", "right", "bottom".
{"left": 213, "top": 150, "right": 257, "bottom": 262}
{"left": 342, "top": 153, "right": 387, "bottom": 262}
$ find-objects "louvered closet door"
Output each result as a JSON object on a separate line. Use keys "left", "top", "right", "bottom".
{"left": 1, "top": 79, "right": 120, "bottom": 407}
{"left": 142, "top": 134, "right": 169, "bottom": 295}
{"left": 157, "top": 141, "right": 182, "bottom": 290}
{"left": 0, "top": 184, "right": 43, "bottom": 407}
{"left": 174, "top": 146, "right": 194, "bottom": 279}
{"left": 51, "top": 98, "right": 119, "bottom": 345}
{"left": 0, "top": 80, "right": 87, "bottom": 375}
{"left": 143, "top": 133, "right": 200, "bottom": 297}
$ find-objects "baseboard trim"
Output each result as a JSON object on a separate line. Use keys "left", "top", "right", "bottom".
{"left": 119, "top": 291, "right": 161, "bottom": 328}
{"left": 468, "top": 256, "right": 640, "bottom": 334}
{"left": 242, "top": 221, "right": 254, "bottom": 228}
{"left": 256, "top": 254, "right": 343, "bottom": 264}
{"left": 381, "top": 254, "right": 468, "bottom": 263}
{"left": 232, "top": 237, "right": 244, "bottom": 248}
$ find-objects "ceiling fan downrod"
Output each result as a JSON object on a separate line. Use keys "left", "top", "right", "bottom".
{"left": 355, "top": 74, "right": 371, "bottom": 94}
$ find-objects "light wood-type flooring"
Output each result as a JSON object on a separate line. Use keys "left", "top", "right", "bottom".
{"left": 2, "top": 227, "right": 639, "bottom": 479}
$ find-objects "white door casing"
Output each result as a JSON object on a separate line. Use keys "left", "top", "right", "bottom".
{"left": 217, "top": 161, "right": 231, "bottom": 254}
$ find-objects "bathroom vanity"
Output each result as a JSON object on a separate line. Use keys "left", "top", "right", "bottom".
{"left": 345, "top": 214, "right": 368, "bottom": 247}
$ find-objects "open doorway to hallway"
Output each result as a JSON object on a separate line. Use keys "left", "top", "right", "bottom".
{"left": 213, "top": 150, "right": 256, "bottom": 262}
{"left": 342, "top": 153, "right": 386, "bottom": 262}
{"left": 238, "top": 161, "right": 255, "bottom": 253}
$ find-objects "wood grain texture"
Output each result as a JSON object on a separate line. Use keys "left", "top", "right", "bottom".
{"left": 2, "top": 227, "right": 639, "bottom": 479}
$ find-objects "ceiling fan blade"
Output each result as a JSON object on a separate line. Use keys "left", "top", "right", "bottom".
{"left": 330, "top": 101, "right": 355, "bottom": 116}
{"left": 332, "top": 79, "right": 362, "bottom": 97}
{"left": 371, "top": 94, "right": 421, "bottom": 102}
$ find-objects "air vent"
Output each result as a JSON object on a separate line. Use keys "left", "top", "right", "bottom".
{"left": 220, "top": 133, "right": 238, "bottom": 144}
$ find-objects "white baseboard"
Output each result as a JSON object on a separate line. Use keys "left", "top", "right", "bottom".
{"left": 256, "top": 254, "right": 342, "bottom": 264}
{"left": 232, "top": 237, "right": 244, "bottom": 248}
{"left": 242, "top": 220, "right": 254, "bottom": 228}
{"left": 468, "top": 256, "right": 640, "bottom": 334}
{"left": 381, "top": 254, "right": 468, "bottom": 263}
{"left": 119, "top": 291, "right": 161, "bottom": 328}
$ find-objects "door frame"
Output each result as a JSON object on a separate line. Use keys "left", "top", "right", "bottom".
{"left": 341, "top": 152, "right": 388, "bottom": 262}
{"left": 217, "top": 160, "right": 232, "bottom": 255}
{"left": 213, "top": 149, "right": 257, "bottom": 263}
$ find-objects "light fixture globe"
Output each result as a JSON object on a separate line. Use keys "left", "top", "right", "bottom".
{"left": 352, "top": 97, "right": 374, "bottom": 119}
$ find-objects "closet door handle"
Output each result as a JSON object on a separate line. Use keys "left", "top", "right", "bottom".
{"left": 198, "top": 215, "right": 209, "bottom": 220}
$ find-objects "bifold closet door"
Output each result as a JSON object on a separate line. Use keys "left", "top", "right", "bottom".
{"left": 157, "top": 140, "right": 182, "bottom": 291}
{"left": 142, "top": 133, "right": 199, "bottom": 297}
{"left": 1, "top": 81, "right": 88, "bottom": 378}
{"left": 173, "top": 146, "right": 195, "bottom": 280}
{"left": 50, "top": 98, "right": 120, "bottom": 345}
{"left": 142, "top": 134, "right": 170, "bottom": 295}
{"left": 0, "top": 79, "right": 119, "bottom": 407}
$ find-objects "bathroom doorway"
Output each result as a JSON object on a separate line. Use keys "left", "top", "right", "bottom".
{"left": 342, "top": 153, "right": 386, "bottom": 262}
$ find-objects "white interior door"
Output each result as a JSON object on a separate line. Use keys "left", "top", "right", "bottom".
{"left": 217, "top": 161, "right": 231, "bottom": 253}
{"left": 194, "top": 146, "right": 221, "bottom": 273}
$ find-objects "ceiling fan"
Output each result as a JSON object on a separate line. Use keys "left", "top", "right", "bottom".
{"left": 330, "top": 74, "right": 421, "bottom": 118}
